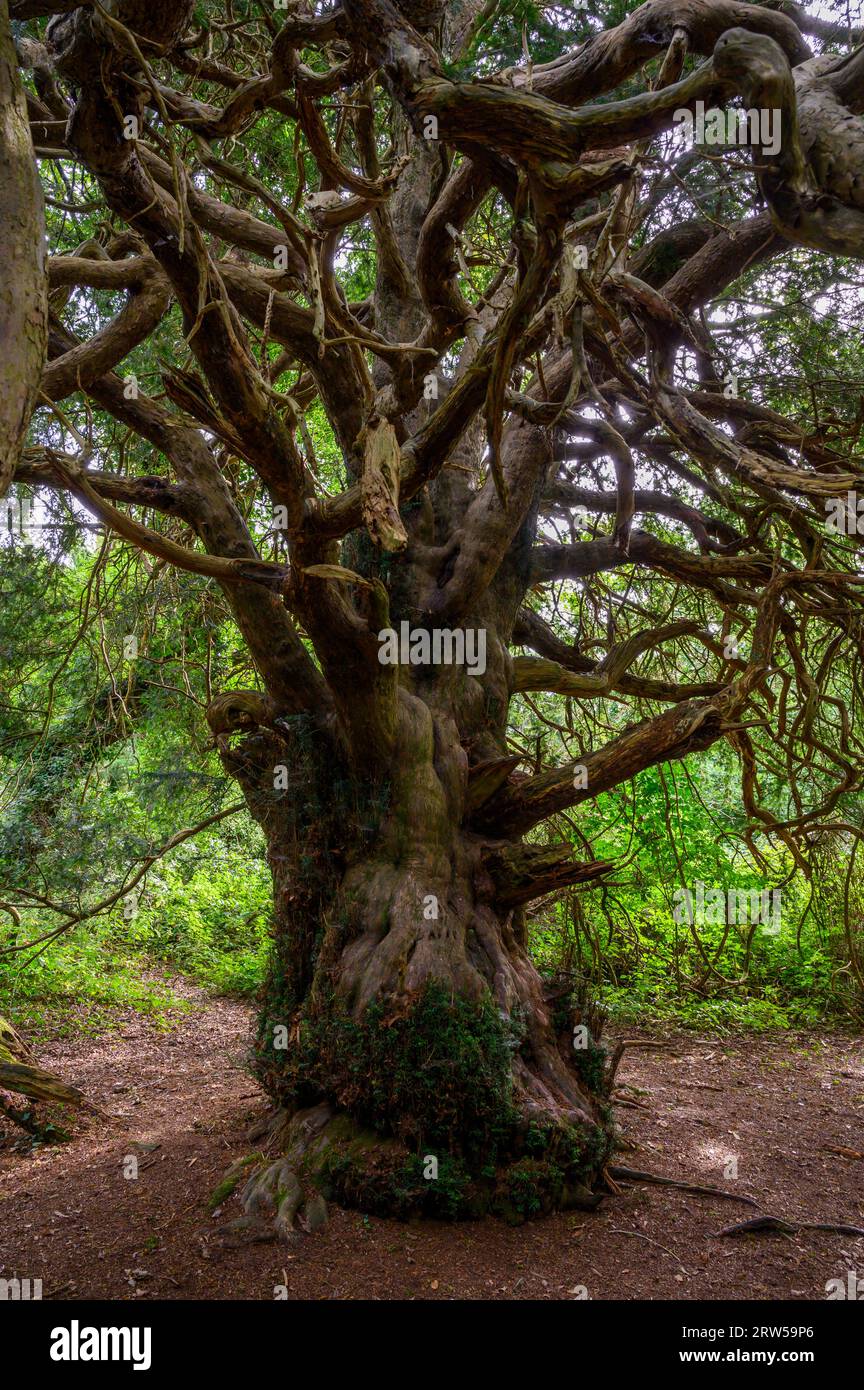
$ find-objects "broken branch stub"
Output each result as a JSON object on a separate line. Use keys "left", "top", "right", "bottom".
{"left": 361, "top": 414, "right": 408, "bottom": 553}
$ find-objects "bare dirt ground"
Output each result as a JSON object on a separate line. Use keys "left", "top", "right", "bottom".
{"left": 1, "top": 980, "right": 862, "bottom": 1301}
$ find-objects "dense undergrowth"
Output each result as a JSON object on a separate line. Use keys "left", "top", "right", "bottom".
{"left": 2, "top": 761, "right": 859, "bottom": 1044}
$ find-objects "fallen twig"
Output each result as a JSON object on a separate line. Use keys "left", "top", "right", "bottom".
{"left": 610, "top": 1227, "right": 690, "bottom": 1275}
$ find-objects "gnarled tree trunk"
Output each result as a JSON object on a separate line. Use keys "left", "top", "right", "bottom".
{"left": 221, "top": 643, "right": 613, "bottom": 1229}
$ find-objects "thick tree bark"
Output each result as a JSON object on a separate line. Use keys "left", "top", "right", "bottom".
{"left": 218, "top": 658, "right": 613, "bottom": 1228}
{"left": 0, "top": 0, "right": 47, "bottom": 496}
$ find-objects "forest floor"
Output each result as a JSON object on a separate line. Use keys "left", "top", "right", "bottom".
{"left": 1, "top": 976, "right": 863, "bottom": 1301}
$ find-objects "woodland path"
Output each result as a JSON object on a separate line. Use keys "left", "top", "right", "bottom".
{"left": 1, "top": 979, "right": 862, "bottom": 1300}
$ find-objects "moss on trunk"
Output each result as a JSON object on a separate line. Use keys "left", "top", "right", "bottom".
{"left": 221, "top": 671, "right": 614, "bottom": 1229}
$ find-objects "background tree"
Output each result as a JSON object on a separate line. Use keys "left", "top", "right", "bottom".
{"left": 3, "top": 0, "right": 864, "bottom": 1229}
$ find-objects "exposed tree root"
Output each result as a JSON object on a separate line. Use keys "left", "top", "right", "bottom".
{"left": 612, "top": 1088, "right": 651, "bottom": 1110}
{"left": 217, "top": 1090, "right": 609, "bottom": 1240}
{"left": 217, "top": 1103, "right": 334, "bottom": 1245}
{"left": 715, "top": 1215, "right": 864, "bottom": 1238}
{"left": 608, "top": 1165, "right": 759, "bottom": 1206}
{"left": 604, "top": 1040, "right": 673, "bottom": 1091}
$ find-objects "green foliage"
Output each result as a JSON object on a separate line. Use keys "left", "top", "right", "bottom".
{"left": 525, "top": 745, "right": 862, "bottom": 1031}
{"left": 0, "top": 524, "right": 271, "bottom": 1034}
{"left": 318, "top": 1142, "right": 474, "bottom": 1220}
{"left": 314, "top": 1108, "right": 608, "bottom": 1223}
{"left": 0, "top": 823, "right": 270, "bottom": 1044}
{"left": 260, "top": 979, "right": 613, "bottom": 1221}
{"left": 571, "top": 1034, "right": 608, "bottom": 1091}
{"left": 446, "top": 0, "right": 595, "bottom": 76}
{"left": 504, "top": 1157, "right": 561, "bottom": 1218}
{"left": 0, "top": 928, "right": 188, "bottom": 1043}
{"left": 118, "top": 834, "right": 270, "bottom": 996}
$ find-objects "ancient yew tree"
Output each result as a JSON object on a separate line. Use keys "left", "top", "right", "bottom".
{"left": 4, "top": 0, "right": 864, "bottom": 1229}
